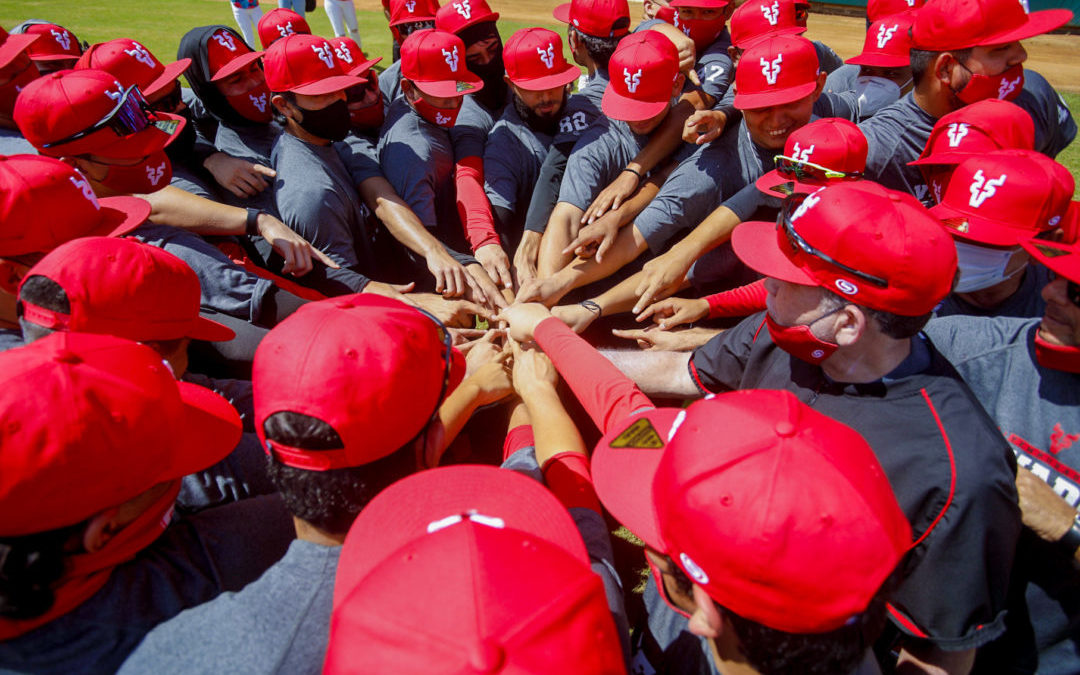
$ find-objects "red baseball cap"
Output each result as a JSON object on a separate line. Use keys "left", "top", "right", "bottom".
{"left": 400, "top": 29, "right": 483, "bottom": 98}
{"left": 325, "top": 465, "right": 626, "bottom": 674}
{"left": 913, "top": 0, "right": 1071, "bottom": 51}
{"left": 1021, "top": 202, "right": 1080, "bottom": 284}
{"left": 19, "top": 237, "right": 235, "bottom": 343}
{"left": 328, "top": 37, "right": 381, "bottom": 77}
{"left": 670, "top": 0, "right": 730, "bottom": 8}
{"left": 910, "top": 98, "right": 1035, "bottom": 167}
{"left": 867, "top": 0, "right": 924, "bottom": 20}
{"left": 264, "top": 33, "right": 364, "bottom": 95}
{"left": 253, "top": 294, "right": 460, "bottom": 471}
{"left": 0, "top": 26, "right": 39, "bottom": 69}
{"left": 602, "top": 32, "right": 680, "bottom": 121}
{"left": 258, "top": 8, "right": 312, "bottom": 50}
{"left": 553, "top": 0, "right": 632, "bottom": 39}
{"left": 756, "top": 117, "right": 867, "bottom": 196}
{"left": 730, "top": 0, "right": 806, "bottom": 49}
{"left": 0, "top": 331, "right": 242, "bottom": 536}
{"left": 22, "top": 23, "right": 81, "bottom": 64}
{"left": 14, "top": 68, "right": 186, "bottom": 160}
{"left": 206, "top": 27, "right": 264, "bottom": 82}
{"left": 503, "top": 28, "right": 580, "bottom": 90}
{"left": 733, "top": 35, "right": 820, "bottom": 110}
{"left": 847, "top": 15, "right": 914, "bottom": 68}
{"left": 76, "top": 39, "right": 192, "bottom": 100}
{"left": 930, "top": 149, "right": 1074, "bottom": 247}
{"left": 0, "top": 155, "right": 149, "bottom": 257}
{"left": 436, "top": 0, "right": 501, "bottom": 34}
{"left": 733, "top": 182, "right": 957, "bottom": 315}
{"left": 389, "top": 0, "right": 439, "bottom": 27}
{"left": 591, "top": 390, "right": 911, "bottom": 634}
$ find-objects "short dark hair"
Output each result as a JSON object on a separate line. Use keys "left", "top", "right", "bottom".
{"left": 668, "top": 562, "right": 889, "bottom": 675}
{"left": 270, "top": 90, "right": 296, "bottom": 126}
{"left": 569, "top": 26, "right": 623, "bottom": 68}
{"left": 0, "top": 524, "right": 83, "bottom": 620}
{"left": 910, "top": 47, "right": 972, "bottom": 88}
{"left": 17, "top": 275, "right": 69, "bottom": 343}
{"left": 822, "top": 291, "right": 933, "bottom": 340}
{"left": 263, "top": 411, "right": 416, "bottom": 534}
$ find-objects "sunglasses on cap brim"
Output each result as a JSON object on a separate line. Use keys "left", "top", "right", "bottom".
{"left": 774, "top": 154, "right": 862, "bottom": 183}
{"left": 41, "top": 85, "right": 158, "bottom": 150}
{"left": 779, "top": 192, "right": 889, "bottom": 289}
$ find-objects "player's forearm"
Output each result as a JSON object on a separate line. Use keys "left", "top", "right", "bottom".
{"left": 141, "top": 185, "right": 250, "bottom": 235}
{"left": 554, "top": 225, "right": 650, "bottom": 293}
{"left": 627, "top": 101, "right": 695, "bottom": 176}
{"left": 520, "top": 385, "right": 587, "bottom": 467}
{"left": 676, "top": 204, "right": 742, "bottom": 260}
{"left": 598, "top": 347, "right": 698, "bottom": 399}
{"left": 429, "top": 380, "right": 485, "bottom": 466}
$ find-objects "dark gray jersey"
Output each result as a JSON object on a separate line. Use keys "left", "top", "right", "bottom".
{"left": 483, "top": 101, "right": 552, "bottom": 233}
{"left": 859, "top": 92, "right": 937, "bottom": 203}
{"left": 557, "top": 116, "right": 650, "bottom": 211}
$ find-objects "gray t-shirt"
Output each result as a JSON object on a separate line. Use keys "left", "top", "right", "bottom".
{"left": 335, "top": 130, "right": 384, "bottom": 188}
{"left": 552, "top": 66, "right": 608, "bottom": 147}
{"left": 0, "top": 126, "right": 36, "bottom": 155}
{"left": 450, "top": 94, "right": 497, "bottom": 161}
{"left": 558, "top": 117, "right": 651, "bottom": 212}
{"left": 379, "top": 59, "right": 403, "bottom": 112}
{"left": 859, "top": 92, "right": 937, "bottom": 203}
{"left": 483, "top": 101, "right": 552, "bottom": 235}
{"left": 214, "top": 120, "right": 284, "bottom": 215}
{"left": 118, "top": 538, "right": 340, "bottom": 675}
{"left": 825, "top": 63, "right": 859, "bottom": 94}
{"left": 1014, "top": 68, "right": 1077, "bottom": 159}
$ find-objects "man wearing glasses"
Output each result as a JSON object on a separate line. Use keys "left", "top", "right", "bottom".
{"left": 608, "top": 181, "right": 1021, "bottom": 675}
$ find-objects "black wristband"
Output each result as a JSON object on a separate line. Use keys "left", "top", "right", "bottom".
{"left": 245, "top": 208, "right": 262, "bottom": 237}
{"left": 621, "top": 167, "right": 642, "bottom": 179}
{"left": 1060, "top": 513, "right": 1080, "bottom": 554}
{"left": 579, "top": 299, "right": 602, "bottom": 318}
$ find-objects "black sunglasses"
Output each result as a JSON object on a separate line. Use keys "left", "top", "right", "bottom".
{"left": 780, "top": 193, "right": 889, "bottom": 288}
{"left": 41, "top": 85, "right": 153, "bottom": 149}
{"left": 414, "top": 307, "right": 454, "bottom": 425}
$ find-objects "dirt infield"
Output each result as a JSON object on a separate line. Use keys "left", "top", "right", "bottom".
{"left": 350, "top": 0, "right": 1080, "bottom": 92}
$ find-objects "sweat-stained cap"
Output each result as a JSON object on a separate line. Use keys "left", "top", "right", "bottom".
{"left": 263, "top": 33, "right": 365, "bottom": 95}
{"left": 19, "top": 236, "right": 235, "bottom": 343}
{"left": 257, "top": 8, "right": 312, "bottom": 49}
{"left": 912, "top": 0, "right": 1072, "bottom": 51}
{"left": 601, "top": 31, "right": 680, "bottom": 122}
{"left": 0, "top": 331, "right": 242, "bottom": 536}
{"left": 325, "top": 465, "right": 627, "bottom": 674}
{"left": 733, "top": 182, "right": 957, "bottom": 316}
{"left": 76, "top": 39, "right": 192, "bottom": 100}
{"left": 847, "top": 15, "right": 914, "bottom": 68}
{"left": 0, "top": 155, "right": 149, "bottom": 257}
{"left": 729, "top": 0, "right": 806, "bottom": 49}
{"left": 756, "top": 117, "right": 867, "bottom": 196}
{"left": 400, "top": 28, "right": 483, "bottom": 97}
{"left": 253, "top": 294, "right": 462, "bottom": 472}
{"left": 553, "top": 0, "right": 632, "bottom": 39}
{"left": 930, "top": 149, "right": 1074, "bottom": 247}
{"left": 591, "top": 390, "right": 911, "bottom": 634}
{"left": 733, "top": 34, "right": 820, "bottom": 110}
{"left": 503, "top": 28, "right": 580, "bottom": 90}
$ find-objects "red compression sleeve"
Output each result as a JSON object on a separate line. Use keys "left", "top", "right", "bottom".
{"left": 542, "top": 452, "right": 603, "bottom": 513}
{"left": 534, "top": 317, "right": 654, "bottom": 434}
{"left": 455, "top": 155, "right": 500, "bottom": 251}
{"left": 706, "top": 278, "right": 767, "bottom": 319}
{"left": 503, "top": 424, "right": 535, "bottom": 462}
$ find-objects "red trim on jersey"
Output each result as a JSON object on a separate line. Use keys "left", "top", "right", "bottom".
{"left": 1012, "top": 434, "right": 1080, "bottom": 483}
{"left": 688, "top": 359, "right": 713, "bottom": 395}
{"left": 752, "top": 315, "right": 767, "bottom": 341}
{"left": 910, "top": 388, "right": 957, "bottom": 551}
{"left": 888, "top": 603, "right": 929, "bottom": 638}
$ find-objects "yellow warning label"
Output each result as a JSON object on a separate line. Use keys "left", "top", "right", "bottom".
{"left": 609, "top": 418, "right": 665, "bottom": 449}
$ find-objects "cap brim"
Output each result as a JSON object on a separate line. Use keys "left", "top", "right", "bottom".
{"left": 592, "top": 408, "right": 682, "bottom": 552}
{"left": 1020, "top": 238, "right": 1080, "bottom": 283}
{"left": 96, "top": 111, "right": 187, "bottom": 160}
{"left": 929, "top": 201, "right": 1030, "bottom": 246}
{"left": 29, "top": 53, "right": 80, "bottom": 63}
{"left": 553, "top": 3, "right": 572, "bottom": 23}
{"left": 731, "top": 219, "right": 817, "bottom": 284}
{"left": 346, "top": 56, "right": 382, "bottom": 77}
{"left": 908, "top": 152, "right": 966, "bottom": 167}
{"left": 413, "top": 76, "right": 484, "bottom": 97}
{"left": 734, "top": 79, "right": 818, "bottom": 110}
{"left": 144, "top": 58, "right": 192, "bottom": 99}
{"left": 98, "top": 195, "right": 152, "bottom": 237}
{"left": 171, "top": 381, "right": 244, "bottom": 478}
{"left": 755, "top": 169, "right": 821, "bottom": 196}
{"left": 389, "top": 13, "right": 436, "bottom": 26}
{"left": 602, "top": 87, "right": 668, "bottom": 122}
{"left": 980, "top": 9, "right": 1071, "bottom": 46}
{"left": 0, "top": 33, "right": 39, "bottom": 68}
{"left": 334, "top": 465, "right": 590, "bottom": 605}
{"left": 291, "top": 74, "right": 366, "bottom": 95}
{"left": 671, "top": 0, "right": 729, "bottom": 6}
{"left": 510, "top": 65, "right": 581, "bottom": 91}
{"left": 188, "top": 313, "right": 238, "bottom": 342}
{"left": 846, "top": 52, "right": 909, "bottom": 67}
{"left": 211, "top": 50, "right": 263, "bottom": 81}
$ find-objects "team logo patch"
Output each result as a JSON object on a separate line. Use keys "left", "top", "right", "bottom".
{"left": 313, "top": 43, "right": 336, "bottom": 69}
{"left": 761, "top": 1, "right": 780, "bottom": 25}
{"left": 1051, "top": 424, "right": 1080, "bottom": 455}
{"left": 791, "top": 141, "right": 814, "bottom": 162}
{"left": 537, "top": 43, "right": 555, "bottom": 69}
{"left": 277, "top": 22, "right": 295, "bottom": 38}
{"left": 249, "top": 92, "right": 267, "bottom": 112}
{"left": 835, "top": 278, "right": 859, "bottom": 295}
{"left": 51, "top": 29, "right": 71, "bottom": 51}
{"left": 760, "top": 53, "right": 782, "bottom": 85}
{"left": 946, "top": 122, "right": 969, "bottom": 147}
{"left": 679, "top": 552, "right": 710, "bottom": 585}
{"left": 968, "top": 169, "right": 1006, "bottom": 208}
{"left": 624, "top": 67, "right": 642, "bottom": 94}
{"left": 453, "top": 0, "right": 472, "bottom": 19}
{"left": 610, "top": 417, "right": 665, "bottom": 449}
{"left": 124, "top": 42, "right": 155, "bottom": 68}
{"left": 213, "top": 31, "right": 237, "bottom": 52}
{"left": 442, "top": 45, "right": 459, "bottom": 72}
{"left": 876, "top": 23, "right": 898, "bottom": 49}
{"left": 104, "top": 81, "right": 125, "bottom": 101}
{"left": 69, "top": 174, "right": 100, "bottom": 209}
{"left": 146, "top": 162, "right": 166, "bottom": 186}
{"left": 998, "top": 74, "right": 1021, "bottom": 99}
{"left": 455, "top": 80, "right": 474, "bottom": 92}
{"left": 335, "top": 45, "right": 354, "bottom": 64}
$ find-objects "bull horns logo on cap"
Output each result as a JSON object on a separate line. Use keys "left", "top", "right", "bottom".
{"left": 947, "top": 122, "right": 969, "bottom": 147}
{"left": 762, "top": 1, "right": 780, "bottom": 25}
{"left": 537, "top": 43, "right": 555, "bottom": 68}
{"left": 877, "top": 23, "right": 899, "bottom": 48}
{"left": 760, "top": 53, "right": 783, "bottom": 85}
{"left": 792, "top": 141, "right": 814, "bottom": 162}
{"left": 454, "top": 0, "right": 472, "bottom": 19}
{"left": 968, "top": 170, "right": 1007, "bottom": 208}
{"left": 442, "top": 45, "right": 459, "bottom": 71}
{"left": 790, "top": 190, "right": 822, "bottom": 221}
{"left": 313, "top": 42, "right": 335, "bottom": 69}
{"left": 624, "top": 68, "right": 642, "bottom": 93}
{"left": 213, "top": 30, "right": 237, "bottom": 52}
{"left": 124, "top": 43, "right": 155, "bottom": 68}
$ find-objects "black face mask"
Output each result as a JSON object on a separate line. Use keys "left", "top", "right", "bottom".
{"left": 469, "top": 47, "right": 507, "bottom": 112}
{"left": 165, "top": 107, "right": 198, "bottom": 161}
{"left": 296, "top": 98, "right": 351, "bottom": 142}
{"left": 512, "top": 90, "right": 566, "bottom": 137}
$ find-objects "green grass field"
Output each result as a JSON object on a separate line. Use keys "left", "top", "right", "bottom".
{"left": 1, "top": 0, "right": 1077, "bottom": 185}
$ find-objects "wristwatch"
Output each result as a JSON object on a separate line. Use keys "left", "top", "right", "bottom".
{"left": 1059, "top": 512, "right": 1080, "bottom": 554}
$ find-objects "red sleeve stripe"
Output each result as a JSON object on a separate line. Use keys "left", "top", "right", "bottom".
{"left": 910, "top": 388, "right": 957, "bottom": 551}
{"left": 887, "top": 603, "right": 929, "bottom": 638}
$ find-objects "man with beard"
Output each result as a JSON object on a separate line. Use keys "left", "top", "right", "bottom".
{"left": 484, "top": 28, "right": 581, "bottom": 270}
